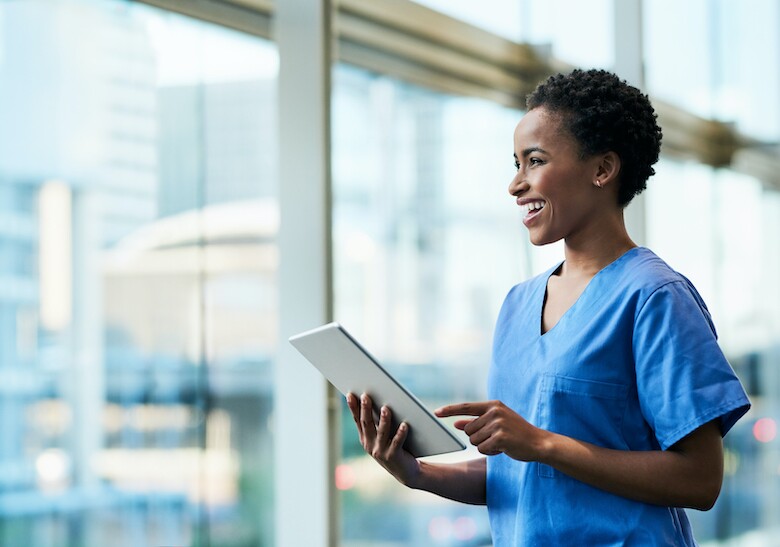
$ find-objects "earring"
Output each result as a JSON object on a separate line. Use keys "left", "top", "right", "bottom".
{"left": 595, "top": 180, "right": 602, "bottom": 188}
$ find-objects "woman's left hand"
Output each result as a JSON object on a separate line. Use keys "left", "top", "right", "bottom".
{"left": 436, "top": 400, "right": 549, "bottom": 461}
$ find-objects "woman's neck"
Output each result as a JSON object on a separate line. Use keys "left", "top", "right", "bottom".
{"left": 560, "top": 212, "right": 636, "bottom": 278}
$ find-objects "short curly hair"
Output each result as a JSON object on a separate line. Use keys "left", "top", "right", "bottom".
{"left": 526, "top": 69, "right": 662, "bottom": 207}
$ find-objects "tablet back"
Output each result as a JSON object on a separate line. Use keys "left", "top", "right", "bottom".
{"left": 289, "top": 322, "right": 466, "bottom": 457}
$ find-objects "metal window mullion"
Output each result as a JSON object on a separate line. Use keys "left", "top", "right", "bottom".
{"left": 337, "top": 13, "right": 533, "bottom": 100}
{"left": 135, "top": 0, "right": 272, "bottom": 39}
{"left": 613, "top": 0, "right": 646, "bottom": 245}
{"left": 338, "top": 41, "right": 523, "bottom": 109}
{"left": 656, "top": 102, "right": 738, "bottom": 166}
{"left": 275, "top": 1, "right": 336, "bottom": 547}
{"left": 338, "top": 0, "right": 539, "bottom": 71}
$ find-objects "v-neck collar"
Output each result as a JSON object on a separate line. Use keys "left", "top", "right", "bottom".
{"left": 537, "top": 246, "right": 642, "bottom": 337}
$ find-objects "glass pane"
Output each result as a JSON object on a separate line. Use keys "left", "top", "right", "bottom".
{"left": 333, "top": 64, "right": 562, "bottom": 547}
{"left": 646, "top": 163, "right": 780, "bottom": 545}
{"left": 412, "top": 0, "right": 525, "bottom": 41}
{"left": 518, "top": 0, "right": 614, "bottom": 68}
{"left": 0, "top": 2, "right": 277, "bottom": 546}
{"left": 709, "top": 0, "right": 780, "bottom": 140}
{"left": 644, "top": 0, "right": 780, "bottom": 538}
{"left": 644, "top": 0, "right": 780, "bottom": 140}
{"left": 414, "top": 0, "right": 614, "bottom": 68}
{"left": 643, "top": 0, "right": 715, "bottom": 118}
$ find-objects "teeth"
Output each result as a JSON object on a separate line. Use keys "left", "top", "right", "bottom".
{"left": 523, "top": 201, "right": 545, "bottom": 215}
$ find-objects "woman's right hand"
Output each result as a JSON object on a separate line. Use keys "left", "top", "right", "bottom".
{"left": 346, "top": 392, "right": 421, "bottom": 487}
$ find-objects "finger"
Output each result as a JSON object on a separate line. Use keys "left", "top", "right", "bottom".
{"left": 458, "top": 420, "right": 500, "bottom": 454}
{"left": 347, "top": 393, "right": 364, "bottom": 431}
{"left": 375, "top": 405, "right": 393, "bottom": 446}
{"left": 453, "top": 418, "right": 477, "bottom": 431}
{"left": 389, "top": 421, "right": 409, "bottom": 452}
{"left": 360, "top": 393, "right": 377, "bottom": 445}
{"left": 476, "top": 441, "right": 501, "bottom": 456}
{"left": 465, "top": 423, "right": 493, "bottom": 447}
{"left": 346, "top": 393, "right": 360, "bottom": 423}
{"left": 435, "top": 401, "right": 490, "bottom": 418}
{"left": 346, "top": 393, "right": 366, "bottom": 444}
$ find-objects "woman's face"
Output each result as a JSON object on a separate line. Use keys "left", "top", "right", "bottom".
{"left": 509, "top": 107, "right": 605, "bottom": 246}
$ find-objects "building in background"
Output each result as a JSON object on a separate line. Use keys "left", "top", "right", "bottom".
{"left": 0, "top": 0, "right": 157, "bottom": 523}
{"left": 0, "top": 2, "right": 278, "bottom": 545}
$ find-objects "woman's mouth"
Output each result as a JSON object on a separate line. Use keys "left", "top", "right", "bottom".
{"left": 520, "top": 200, "right": 546, "bottom": 225}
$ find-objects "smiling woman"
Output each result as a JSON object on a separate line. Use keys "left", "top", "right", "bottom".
{"left": 344, "top": 68, "right": 751, "bottom": 547}
{"left": 3, "top": 1, "right": 777, "bottom": 546}
{"left": 486, "top": 72, "right": 748, "bottom": 544}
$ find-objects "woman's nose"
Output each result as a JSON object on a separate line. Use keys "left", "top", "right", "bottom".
{"left": 509, "top": 172, "right": 527, "bottom": 196}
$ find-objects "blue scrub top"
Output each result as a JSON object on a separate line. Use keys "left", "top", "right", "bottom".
{"left": 487, "top": 247, "right": 750, "bottom": 546}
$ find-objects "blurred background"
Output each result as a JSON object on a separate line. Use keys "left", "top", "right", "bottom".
{"left": 0, "top": 0, "right": 778, "bottom": 545}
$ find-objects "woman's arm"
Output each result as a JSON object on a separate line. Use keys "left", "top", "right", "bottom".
{"left": 437, "top": 400, "right": 723, "bottom": 510}
{"left": 347, "top": 393, "right": 487, "bottom": 505}
{"left": 410, "top": 458, "right": 487, "bottom": 505}
{"left": 540, "top": 420, "right": 722, "bottom": 509}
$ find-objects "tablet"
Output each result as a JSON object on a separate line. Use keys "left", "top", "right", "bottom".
{"left": 289, "top": 322, "right": 467, "bottom": 457}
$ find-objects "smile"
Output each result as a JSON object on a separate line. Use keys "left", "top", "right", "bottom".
{"left": 521, "top": 200, "right": 546, "bottom": 218}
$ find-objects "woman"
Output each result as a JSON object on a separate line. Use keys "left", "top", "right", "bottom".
{"left": 347, "top": 69, "right": 750, "bottom": 545}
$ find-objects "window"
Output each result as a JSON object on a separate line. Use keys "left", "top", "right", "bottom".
{"left": 332, "top": 64, "right": 553, "bottom": 546}
{"left": 644, "top": 0, "right": 780, "bottom": 140}
{"left": 646, "top": 162, "right": 780, "bottom": 543}
{"left": 4, "top": 1, "right": 780, "bottom": 546}
{"left": 414, "top": 0, "right": 614, "bottom": 68}
{"left": 0, "top": 2, "right": 277, "bottom": 546}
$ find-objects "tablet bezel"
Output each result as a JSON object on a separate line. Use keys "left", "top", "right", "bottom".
{"left": 289, "top": 322, "right": 467, "bottom": 458}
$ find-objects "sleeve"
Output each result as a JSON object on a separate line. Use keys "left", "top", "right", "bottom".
{"left": 633, "top": 280, "right": 751, "bottom": 450}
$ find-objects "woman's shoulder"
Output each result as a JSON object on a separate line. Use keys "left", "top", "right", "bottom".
{"left": 620, "top": 247, "right": 692, "bottom": 292}
{"left": 620, "top": 247, "right": 711, "bottom": 316}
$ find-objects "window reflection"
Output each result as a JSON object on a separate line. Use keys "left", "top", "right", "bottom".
{"left": 646, "top": 162, "right": 780, "bottom": 545}
{"left": 0, "top": 2, "right": 276, "bottom": 546}
{"left": 644, "top": 0, "right": 780, "bottom": 140}
{"left": 333, "top": 65, "right": 528, "bottom": 546}
{"left": 414, "top": 0, "right": 613, "bottom": 68}
{"left": 336, "top": 0, "right": 780, "bottom": 541}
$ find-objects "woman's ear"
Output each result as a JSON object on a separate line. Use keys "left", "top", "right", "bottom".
{"left": 593, "top": 151, "right": 621, "bottom": 188}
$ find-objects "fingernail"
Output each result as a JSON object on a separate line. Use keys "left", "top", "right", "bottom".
{"left": 381, "top": 406, "right": 388, "bottom": 416}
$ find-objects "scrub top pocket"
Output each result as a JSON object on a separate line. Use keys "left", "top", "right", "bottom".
{"left": 537, "top": 373, "right": 630, "bottom": 479}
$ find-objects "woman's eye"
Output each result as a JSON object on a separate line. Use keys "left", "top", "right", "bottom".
{"left": 514, "top": 161, "right": 521, "bottom": 170}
